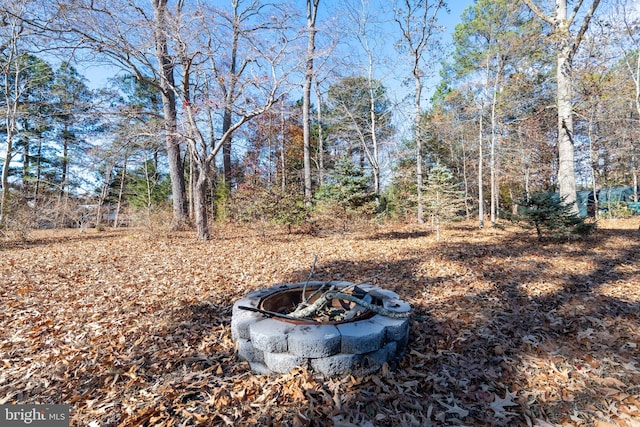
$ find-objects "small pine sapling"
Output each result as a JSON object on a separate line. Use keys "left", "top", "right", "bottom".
{"left": 423, "top": 163, "right": 466, "bottom": 241}
{"left": 512, "top": 192, "right": 596, "bottom": 240}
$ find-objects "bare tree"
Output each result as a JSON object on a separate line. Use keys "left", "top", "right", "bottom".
{"left": 393, "top": 0, "right": 447, "bottom": 224}
{"left": 477, "top": 98, "right": 485, "bottom": 228}
{"left": 0, "top": 4, "right": 25, "bottom": 223}
{"left": 150, "top": 0, "right": 188, "bottom": 229}
{"left": 29, "top": 0, "right": 190, "bottom": 229}
{"left": 207, "top": 0, "right": 278, "bottom": 185}
{"left": 177, "top": 1, "right": 297, "bottom": 240}
{"left": 0, "top": 0, "right": 49, "bottom": 224}
{"left": 523, "top": 0, "right": 601, "bottom": 213}
{"left": 303, "top": 0, "right": 320, "bottom": 204}
{"left": 614, "top": 0, "right": 640, "bottom": 202}
{"left": 339, "top": 0, "right": 397, "bottom": 199}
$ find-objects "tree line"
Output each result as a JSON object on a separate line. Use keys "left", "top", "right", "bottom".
{"left": 1, "top": 0, "right": 636, "bottom": 240}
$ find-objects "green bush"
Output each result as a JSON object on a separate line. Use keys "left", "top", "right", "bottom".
{"left": 212, "top": 179, "right": 231, "bottom": 223}
{"left": 314, "top": 155, "right": 374, "bottom": 210}
{"left": 512, "top": 192, "right": 596, "bottom": 240}
{"left": 314, "top": 155, "right": 376, "bottom": 230}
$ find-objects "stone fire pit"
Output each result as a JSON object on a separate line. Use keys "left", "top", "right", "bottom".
{"left": 231, "top": 281, "right": 411, "bottom": 375}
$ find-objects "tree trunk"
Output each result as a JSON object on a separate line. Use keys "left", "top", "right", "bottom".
{"left": 303, "top": 0, "right": 319, "bottom": 204}
{"left": 1, "top": 128, "right": 14, "bottom": 224}
{"left": 633, "top": 52, "right": 640, "bottom": 204}
{"left": 368, "top": 73, "right": 380, "bottom": 197}
{"left": 587, "top": 108, "right": 599, "bottom": 219}
{"left": 221, "top": 1, "right": 242, "bottom": 185}
{"left": 393, "top": 0, "right": 447, "bottom": 222}
{"left": 522, "top": 0, "right": 601, "bottom": 215}
{"left": 461, "top": 133, "right": 470, "bottom": 220}
{"left": 194, "top": 168, "right": 209, "bottom": 241}
{"left": 188, "top": 147, "right": 195, "bottom": 220}
{"left": 151, "top": 0, "right": 188, "bottom": 229}
{"left": 415, "top": 72, "right": 424, "bottom": 224}
{"left": 281, "top": 102, "right": 287, "bottom": 192}
{"left": 633, "top": 165, "right": 638, "bottom": 203}
{"left": 478, "top": 108, "right": 484, "bottom": 229}
{"left": 34, "top": 137, "right": 43, "bottom": 204}
{"left": 590, "top": 164, "right": 598, "bottom": 219}
{"left": 557, "top": 36, "right": 578, "bottom": 213}
{"left": 96, "top": 163, "right": 113, "bottom": 228}
{"left": 490, "top": 73, "right": 498, "bottom": 225}
{"left": 314, "top": 80, "right": 325, "bottom": 184}
{"left": 22, "top": 124, "right": 30, "bottom": 196}
{"left": 113, "top": 157, "right": 127, "bottom": 227}
{"left": 59, "top": 125, "right": 69, "bottom": 201}
{"left": 1, "top": 82, "right": 15, "bottom": 223}
{"left": 222, "top": 109, "right": 233, "bottom": 183}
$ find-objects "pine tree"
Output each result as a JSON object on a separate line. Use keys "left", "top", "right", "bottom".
{"left": 514, "top": 192, "right": 596, "bottom": 241}
{"left": 424, "top": 163, "right": 466, "bottom": 240}
{"left": 315, "top": 155, "right": 373, "bottom": 230}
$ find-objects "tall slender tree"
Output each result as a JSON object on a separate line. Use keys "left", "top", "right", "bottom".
{"left": 175, "top": 1, "right": 295, "bottom": 240}
{"left": 522, "top": 0, "right": 601, "bottom": 213}
{"left": 613, "top": 0, "right": 640, "bottom": 202}
{"left": 451, "top": 0, "right": 536, "bottom": 225}
{"left": 150, "top": 0, "right": 188, "bottom": 229}
{"left": 12, "top": 55, "right": 53, "bottom": 200}
{"left": 325, "top": 76, "right": 393, "bottom": 196}
{"left": 393, "top": 0, "right": 447, "bottom": 224}
{"left": 207, "top": 0, "right": 277, "bottom": 185}
{"left": 337, "top": 0, "right": 396, "bottom": 199}
{"left": 0, "top": 2, "right": 27, "bottom": 223}
{"left": 303, "top": 0, "right": 320, "bottom": 204}
{"left": 50, "top": 62, "right": 93, "bottom": 199}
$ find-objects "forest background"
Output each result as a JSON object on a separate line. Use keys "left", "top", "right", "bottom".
{"left": 1, "top": 0, "right": 639, "bottom": 239}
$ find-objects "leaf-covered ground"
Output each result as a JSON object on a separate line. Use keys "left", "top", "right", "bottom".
{"left": 1, "top": 219, "right": 639, "bottom": 426}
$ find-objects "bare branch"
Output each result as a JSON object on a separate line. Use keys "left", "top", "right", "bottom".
{"left": 521, "top": 0, "right": 555, "bottom": 26}
{"left": 570, "top": 0, "right": 601, "bottom": 59}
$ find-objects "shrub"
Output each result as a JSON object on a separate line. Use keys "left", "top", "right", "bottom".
{"left": 314, "top": 155, "right": 376, "bottom": 230}
{"left": 512, "top": 192, "right": 596, "bottom": 240}
{"left": 230, "top": 184, "right": 309, "bottom": 233}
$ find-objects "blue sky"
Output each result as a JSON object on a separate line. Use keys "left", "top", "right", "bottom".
{"left": 440, "top": 1, "right": 473, "bottom": 36}
{"left": 81, "top": 0, "right": 473, "bottom": 90}
{"left": 76, "top": 0, "right": 475, "bottom": 173}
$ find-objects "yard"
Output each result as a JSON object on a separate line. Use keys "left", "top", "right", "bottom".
{"left": 1, "top": 219, "right": 639, "bottom": 426}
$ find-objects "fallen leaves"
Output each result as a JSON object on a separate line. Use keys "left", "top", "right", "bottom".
{"left": 0, "top": 219, "right": 639, "bottom": 425}
{"left": 490, "top": 390, "right": 519, "bottom": 419}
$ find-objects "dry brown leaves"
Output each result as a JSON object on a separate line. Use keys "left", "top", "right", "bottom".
{"left": 1, "top": 219, "right": 639, "bottom": 426}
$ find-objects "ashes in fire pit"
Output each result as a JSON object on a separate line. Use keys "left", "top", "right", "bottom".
{"left": 231, "top": 281, "right": 411, "bottom": 375}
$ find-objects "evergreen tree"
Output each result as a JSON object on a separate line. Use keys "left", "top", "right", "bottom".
{"left": 424, "top": 163, "right": 466, "bottom": 240}
{"left": 11, "top": 55, "right": 54, "bottom": 199}
{"left": 315, "top": 155, "right": 373, "bottom": 229}
{"left": 325, "top": 76, "right": 393, "bottom": 195}
{"left": 512, "top": 192, "right": 596, "bottom": 240}
{"left": 1, "top": 53, "right": 54, "bottom": 221}
{"left": 49, "top": 62, "right": 95, "bottom": 198}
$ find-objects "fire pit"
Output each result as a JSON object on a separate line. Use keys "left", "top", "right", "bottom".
{"left": 231, "top": 281, "right": 411, "bottom": 375}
